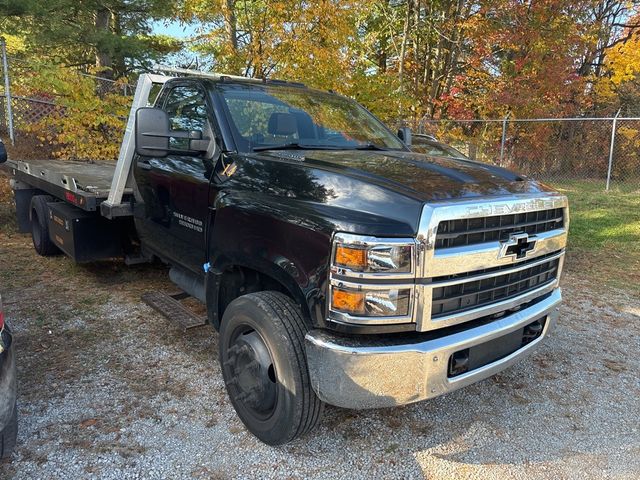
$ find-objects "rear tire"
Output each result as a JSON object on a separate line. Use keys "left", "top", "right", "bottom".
{"left": 0, "top": 402, "right": 17, "bottom": 459}
{"left": 30, "top": 195, "right": 60, "bottom": 256}
{"left": 219, "top": 291, "right": 324, "bottom": 445}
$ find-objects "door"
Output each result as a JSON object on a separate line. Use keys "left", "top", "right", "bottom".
{"left": 134, "top": 83, "right": 217, "bottom": 273}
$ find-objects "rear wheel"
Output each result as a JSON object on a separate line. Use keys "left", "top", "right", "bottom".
{"left": 219, "top": 291, "right": 324, "bottom": 445}
{"left": 30, "top": 195, "right": 60, "bottom": 256}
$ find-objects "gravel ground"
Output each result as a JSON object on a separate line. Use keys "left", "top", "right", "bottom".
{"left": 0, "top": 230, "right": 639, "bottom": 479}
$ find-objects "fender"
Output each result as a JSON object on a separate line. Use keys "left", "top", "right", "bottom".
{"left": 205, "top": 254, "right": 321, "bottom": 330}
{"left": 206, "top": 192, "right": 333, "bottom": 329}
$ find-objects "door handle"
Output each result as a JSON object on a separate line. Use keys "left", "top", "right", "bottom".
{"left": 138, "top": 161, "right": 152, "bottom": 170}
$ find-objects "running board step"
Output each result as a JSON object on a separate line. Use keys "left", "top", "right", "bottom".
{"left": 141, "top": 291, "right": 207, "bottom": 330}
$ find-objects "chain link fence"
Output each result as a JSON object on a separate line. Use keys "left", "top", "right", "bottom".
{"left": 0, "top": 79, "right": 132, "bottom": 132}
{"left": 0, "top": 95, "right": 59, "bottom": 127}
{"left": 418, "top": 116, "right": 640, "bottom": 191}
{"left": 0, "top": 40, "right": 133, "bottom": 146}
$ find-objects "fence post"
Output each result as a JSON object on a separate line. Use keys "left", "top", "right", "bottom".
{"left": 0, "top": 37, "right": 15, "bottom": 145}
{"left": 500, "top": 113, "right": 510, "bottom": 165}
{"left": 605, "top": 109, "right": 621, "bottom": 191}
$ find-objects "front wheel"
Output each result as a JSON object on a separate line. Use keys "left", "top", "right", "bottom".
{"left": 219, "top": 291, "right": 324, "bottom": 445}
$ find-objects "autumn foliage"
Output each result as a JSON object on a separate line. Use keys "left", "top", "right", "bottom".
{"left": 1, "top": 0, "right": 640, "bottom": 162}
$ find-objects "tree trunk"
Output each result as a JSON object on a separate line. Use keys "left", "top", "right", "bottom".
{"left": 224, "top": 0, "right": 239, "bottom": 74}
{"left": 112, "top": 11, "right": 125, "bottom": 78}
{"left": 398, "top": 0, "right": 413, "bottom": 84}
{"left": 225, "top": 0, "right": 238, "bottom": 52}
{"left": 94, "top": 8, "right": 112, "bottom": 79}
{"left": 378, "top": 32, "right": 388, "bottom": 72}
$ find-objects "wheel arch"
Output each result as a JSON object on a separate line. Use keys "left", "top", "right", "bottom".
{"left": 206, "top": 257, "right": 314, "bottom": 331}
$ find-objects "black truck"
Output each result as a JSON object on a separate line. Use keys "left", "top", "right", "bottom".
{"left": 1, "top": 69, "right": 569, "bottom": 445}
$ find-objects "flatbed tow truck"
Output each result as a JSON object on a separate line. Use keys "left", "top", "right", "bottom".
{"left": 1, "top": 67, "right": 569, "bottom": 444}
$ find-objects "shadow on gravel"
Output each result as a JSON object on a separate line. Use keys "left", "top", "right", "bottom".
{"left": 0, "top": 211, "right": 638, "bottom": 479}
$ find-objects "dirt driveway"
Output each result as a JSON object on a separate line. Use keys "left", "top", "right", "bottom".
{"left": 1, "top": 220, "right": 639, "bottom": 479}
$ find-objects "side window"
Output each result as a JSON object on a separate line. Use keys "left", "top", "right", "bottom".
{"left": 163, "top": 85, "right": 209, "bottom": 150}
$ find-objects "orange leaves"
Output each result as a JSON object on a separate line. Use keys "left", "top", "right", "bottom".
{"left": 186, "top": 0, "right": 361, "bottom": 90}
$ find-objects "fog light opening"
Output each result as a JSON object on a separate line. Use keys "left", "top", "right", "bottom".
{"left": 522, "top": 318, "right": 545, "bottom": 346}
{"left": 448, "top": 349, "right": 470, "bottom": 377}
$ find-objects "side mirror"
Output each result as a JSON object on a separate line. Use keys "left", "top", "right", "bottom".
{"left": 0, "top": 139, "right": 7, "bottom": 163}
{"left": 397, "top": 127, "right": 412, "bottom": 146}
{"left": 135, "top": 107, "right": 171, "bottom": 157}
{"left": 135, "top": 107, "right": 212, "bottom": 157}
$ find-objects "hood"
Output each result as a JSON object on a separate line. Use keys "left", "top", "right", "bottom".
{"left": 222, "top": 149, "right": 554, "bottom": 237}
{"left": 254, "top": 149, "right": 549, "bottom": 202}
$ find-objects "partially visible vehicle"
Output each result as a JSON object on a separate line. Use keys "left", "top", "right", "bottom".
{"left": 410, "top": 133, "right": 469, "bottom": 159}
{"left": 0, "top": 291, "right": 17, "bottom": 459}
{"left": 0, "top": 138, "right": 18, "bottom": 459}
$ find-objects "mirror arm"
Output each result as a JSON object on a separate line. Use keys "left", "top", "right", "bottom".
{"left": 170, "top": 130, "right": 202, "bottom": 140}
{"left": 142, "top": 130, "right": 201, "bottom": 140}
{"left": 190, "top": 138, "right": 212, "bottom": 152}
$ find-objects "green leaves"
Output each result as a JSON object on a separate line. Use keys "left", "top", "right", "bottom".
{"left": 0, "top": 0, "right": 181, "bottom": 77}
{"left": 3, "top": 0, "right": 639, "bottom": 156}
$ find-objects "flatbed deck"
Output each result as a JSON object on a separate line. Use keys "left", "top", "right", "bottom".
{"left": 3, "top": 158, "right": 133, "bottom": 211}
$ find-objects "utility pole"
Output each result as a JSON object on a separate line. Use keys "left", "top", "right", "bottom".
{"left": 499, "top": 113, "right": 511, "bottom": 166}
{"left": 606, "top": 109, "right": 621, "bottom": 192}
{"left": 0, "top": 37, "right": 15, "bottom": 145}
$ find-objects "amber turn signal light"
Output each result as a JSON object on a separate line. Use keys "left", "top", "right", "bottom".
{"left": 331, "top": 288, "right": 365, "bottom": 315}
{"left": 335, "top": 245, "right": 367, "bottom": 269}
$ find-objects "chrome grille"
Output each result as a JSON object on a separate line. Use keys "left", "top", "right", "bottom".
{"left": 431, "top": 257, "right": 560, "bottom": 317}
{"left": 415, "top": 194, "right": 569, "bottom": 332}
{"left": 435, "top": 207, "right": 564, "bottom": 249}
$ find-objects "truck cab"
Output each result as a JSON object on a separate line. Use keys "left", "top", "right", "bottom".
{"left": 3, "top": 71, "right": 569, "bottom": 445}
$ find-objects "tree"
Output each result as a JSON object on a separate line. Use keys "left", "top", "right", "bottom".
{"left": 0, "top": 0, "right": 182, "bottom": 78}
{"left": 178, "top": 0, "right": 363, "bottom": 87}
{"left": 593, "top": 15, "right": 640, "bottom": 115}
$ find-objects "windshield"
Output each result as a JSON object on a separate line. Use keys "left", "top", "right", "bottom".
{"left": 217, "top": 84, "right": 405, "bottom": 153}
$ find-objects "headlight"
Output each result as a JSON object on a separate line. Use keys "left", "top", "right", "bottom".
{"left": 329, "top": 234, "right": 416, "bottom": 323}
{"left": 332, "top": 234, "right": 414, "bottom": 275}
{"left": 331, "top": 285, "right": 411, "bottom": 316}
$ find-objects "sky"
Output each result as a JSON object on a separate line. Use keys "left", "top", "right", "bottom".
{"left": 151, "top": 20, "right": 199, "bottom": 39}
{"left": 150, "top": 20, "right": 202, "bottom": 66}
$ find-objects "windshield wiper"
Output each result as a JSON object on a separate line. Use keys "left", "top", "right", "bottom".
{"left": 253, "top": 142, "right": 327, "bottom": 152}
{"left": 253, "top": 142, "right": 391, "bottom": 152}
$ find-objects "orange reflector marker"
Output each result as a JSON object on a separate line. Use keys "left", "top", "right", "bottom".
{"left": 331, "top": 288, "right": 365, "bottom": 314}
{"left": 335, "top": 245, "right": 367, "bottom": 269}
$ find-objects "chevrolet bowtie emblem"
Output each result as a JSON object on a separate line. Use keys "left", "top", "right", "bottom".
{"left": 498, "top": 232, "right": 537, "bottom": 260}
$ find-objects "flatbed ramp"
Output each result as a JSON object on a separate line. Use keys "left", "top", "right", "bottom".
{"left": 3, "top": 73, "right": 173, "bottom": 217}
{"left": 5, "top": 158, "right": 133, "bottom": 211}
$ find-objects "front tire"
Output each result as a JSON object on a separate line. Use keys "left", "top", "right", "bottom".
{"left": 219, "top": 291, "right": 324, "bottom": 445}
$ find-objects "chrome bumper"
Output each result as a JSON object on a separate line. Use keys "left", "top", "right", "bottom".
{"left": 306, "top": 288, "right": 561, "bottom": 409}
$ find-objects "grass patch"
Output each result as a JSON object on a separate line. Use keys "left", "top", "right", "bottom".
{"left": 551, "top": 180, "right": 640, "bottom": 294}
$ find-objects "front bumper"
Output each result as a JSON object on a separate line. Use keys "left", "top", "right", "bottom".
{"left": 306, "top": 288, "right": 561, "bottom": 409}
{"left": 0, "top": 325, "right": 17, "bottom": 429}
